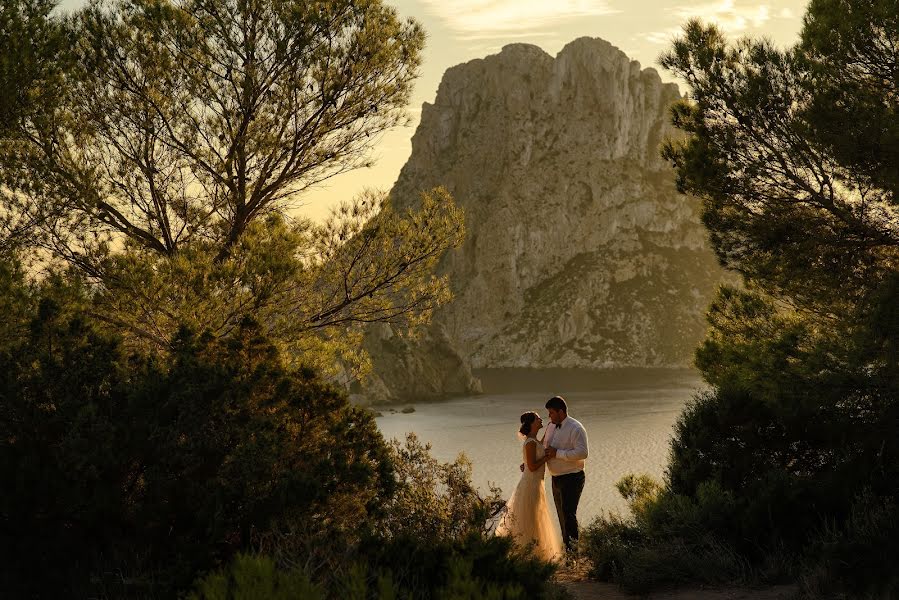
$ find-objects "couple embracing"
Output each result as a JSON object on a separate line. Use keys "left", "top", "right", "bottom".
{"left": 496, "top": 396, "right": 589, "bottom": 562}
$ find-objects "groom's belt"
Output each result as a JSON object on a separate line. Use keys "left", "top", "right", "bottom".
{"left": 551, "top": 470, "right": 584, "bottom": 477}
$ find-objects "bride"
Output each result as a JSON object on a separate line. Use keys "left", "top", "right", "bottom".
{"left": 495, "top": 411, "right": 564, "bottom": 561}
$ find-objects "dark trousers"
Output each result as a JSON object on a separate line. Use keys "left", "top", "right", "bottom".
{"left": 551, "top": 470, "right": 585, "bottom": 551}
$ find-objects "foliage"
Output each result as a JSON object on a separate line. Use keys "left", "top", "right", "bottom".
{"left": 254, "top": 432, "right": 557, "bottom": 599}
{"left": 583, "top": 0, "right": 899, "bottom": 594}
{"left": 0, "top": 254, "right": 34, "bottom": 348}
{"left": 0, "top": 271, "right": 124, "bottom": 596}
{"left": 800, "top": 491, "right": 899, "bottom": 599}
{"left": 355, "top": 435, "right": 555, "bottom": 599}
{"left": 91, "top": 188, "right": 463, "bottom": 378}
{"left": 190, "top": 551, "right": 538, "bottom": 600}
{"left": 660, "top": 3, "right": 899, "bottom": 317}
{"left": 660, "top": 0, "right": 899, "bottom": 504}
{"left": 0, "top": 258, "right": 555, "bottom": 599}
{"left": 684, "top": 284, "right": 899, "bottom": 549}
{"left": 0, "top": 0, "right": 464, "bottom": 378}
{"left": 352, "top": 532, "right": 555, "bottom": 600}
{"left": 580, "top": 512, "right": 644, "bottom": 584}
{"left": 0, "top": 0, "right": 71, "bottom": 250}
{"left": 433, "top": 556, "right": 524, "bottom": 600}
{"left": 595, "top": 320, "right": 899, "bottom": 592}
{"left": 3, "top": 0, "right": 424, "bottom": 258}
{"left": 0, "top": 0, "right": 68, "bottom": 136}
{"left": 185, "top": 432, "right": 557, "bottom": 600}
{"left": 189, "top": 554, "right": 326, "bottom": 600}
{"left": 0, "top": 3, "right": 548, "bottom": 598}
{"left": 0, "top": 267, "right": 396, "bottom": 598}
{"left": 614, "top": 473, "right": 663, "bottom": 517}
{"left": 582, "top": 475, "right": 756, "bottom": 593}
{"left": 380, "top": 433, "right": 505, "bottom": 542}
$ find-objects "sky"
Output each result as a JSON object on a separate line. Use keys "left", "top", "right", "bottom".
{"left": 57, "top": 0, "right": 810, "bottom": 219}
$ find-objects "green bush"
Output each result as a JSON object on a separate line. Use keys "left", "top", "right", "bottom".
{"left": 379, "top": 433, "right": 504, "bottom": 544}
{"left": 800, "top": 492, "right": 899, "bottom": 599}
{"left": 580, "top": 511, "right": 646, "bottom": 583}
{"left": 346, "top": 434, "right": 556, "bottom": 600}
{"left": 129, "top": 324, "right": 395, "bottom": 586}
{"left": 434, "top": 556, "right": 523, "bottom": 600}
{"left": 356, "top": 532, "right": 555, "bottom": 600}
{"left": 582, "top": 476, "right": 754, "bottom": 593}
{"left": 668, "top": 381, "right": 899, "bottom": 553}
{"left": 583, "top": 377, "right": 899, "bottom": 593}
{"left": 0, "top": 275, "right": 395, "bottom": 598}
{"left": 0, "top": 258, "right": 563, "bottom": 599}
{"left": 254, "top": 432, "right": 548, "bottom": 599}
{"left": 191, "top": 550, "right": 534, "bottom": 600}
{"left": 189, "top": 554, "right": 325, "bottom": 600}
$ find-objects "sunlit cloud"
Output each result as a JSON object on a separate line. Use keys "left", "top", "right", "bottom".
{"left": 417, "top": 0, "right": 619, "bottom": 37}
{"left": 456, "top": 30, "right": 559, "bottom": 42}
{"left": 639, "top": 0, "right": 798, "bottom": 46}
{"left": 640, "top": 26, "right": 683, "bottom": 46}
{"left": 671, "top": 0, "right": 770, "bottom": 33}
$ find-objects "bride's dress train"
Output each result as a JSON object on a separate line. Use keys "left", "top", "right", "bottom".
{"left": 495, "top": 437, "right": 564, "bottom": 562}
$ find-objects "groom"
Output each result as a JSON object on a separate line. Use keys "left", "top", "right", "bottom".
{"left": 544, "top": 396, "right": 588, "bottom": 553}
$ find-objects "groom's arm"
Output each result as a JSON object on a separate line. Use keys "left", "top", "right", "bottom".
{"left": 556, "top": 426, "right": 588, "bottom": 461}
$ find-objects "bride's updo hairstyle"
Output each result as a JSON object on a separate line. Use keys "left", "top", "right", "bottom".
{"left": 519, "top": 411, "right": 539, "bottom": 437}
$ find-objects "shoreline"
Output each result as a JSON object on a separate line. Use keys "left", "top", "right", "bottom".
{"left": 474, "top": 367, "right": 703, "bottom": 394}
{"left": 364, "top": 366, "right": 704, "bottom": 412}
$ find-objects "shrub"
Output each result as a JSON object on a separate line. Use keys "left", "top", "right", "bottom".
{"left": 0, "top": 276, "right": 395, "bottom": 598}
{"left": 799, "top": 491, "right": 899, "bottom": 599}
{"left": 0, "top": 265, "right": 562, "bottom": 599}
{"left": 580, "top": 511, "right": 646, "bottom": 583}
{"left": 583, "top": 380, "right": 899, "bottom": 593}
{"left": 434, "top": 556, "right": 524, "bottom": 600}
{"left": 380, "top": 433, "right": 504, "bottom": 543}
{"left": 582, "top": 476, "right": 752, "bottom": 593}
{"left": 191, "top": 549, "right": 535, "bottom": 600}
{"left": 128, "top": 323, "right": 395, "bottom": 588}
{"left": 359, "top": 532, "right": 554, "bottom": 600}
{"left": 667, "top": 385, "right": 895, "bottom": 558}
{"left": 353, "top": 435, "right": 557, "bottom": 599}
{"left": 188, "top": 554, "right": 325, "bottom": 600}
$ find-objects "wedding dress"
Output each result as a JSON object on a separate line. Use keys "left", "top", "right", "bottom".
{"left": 495, "top": 437, "right": 564, "bottom": 562}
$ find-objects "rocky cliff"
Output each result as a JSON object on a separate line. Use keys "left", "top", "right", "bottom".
{"left": 359, "top": 38, "right": 729, "bottom": 404}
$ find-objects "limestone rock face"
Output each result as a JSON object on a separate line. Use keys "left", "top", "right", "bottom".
{"left": 363, "top": 38, "right": 728, "bottom": 402}
{"left": 355, "top": 323, "right": 482, "bottom": 405}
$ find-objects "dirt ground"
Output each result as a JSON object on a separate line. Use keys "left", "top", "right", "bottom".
{"left": 555, "top": 561, "right": 798, "bottom": 600}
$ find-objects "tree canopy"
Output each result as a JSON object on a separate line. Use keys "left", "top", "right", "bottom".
{"left": 583, "top": 2, "right": 899, "bottom": 595}
{"left": 660, "top": 1, "right": 899, "bottom": 317}
{"left": 3, "top": 0, "right": 425, "bottom": 257}
{"left": 0, "top": 0, "right": 464, "bottom": 373}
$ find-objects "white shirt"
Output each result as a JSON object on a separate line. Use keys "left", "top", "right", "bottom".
{"left": 543, "top": 416, "right": 588, "bottom": 476}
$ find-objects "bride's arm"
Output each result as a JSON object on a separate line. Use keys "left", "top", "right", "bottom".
{"left": 524, "top": 440, "right": 546, "bottom": 472}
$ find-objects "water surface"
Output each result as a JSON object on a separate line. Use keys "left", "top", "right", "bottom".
{"left": 375, "top": 369, "right": 704, "bottom": 526}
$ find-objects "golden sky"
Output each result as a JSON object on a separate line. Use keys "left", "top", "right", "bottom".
{"left": 58, "top": 0, "right": 810, "bottom": 220}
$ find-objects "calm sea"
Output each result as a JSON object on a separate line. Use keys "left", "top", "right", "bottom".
{"left": 374, "top": 369, "right": 705, "bottom": 527}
